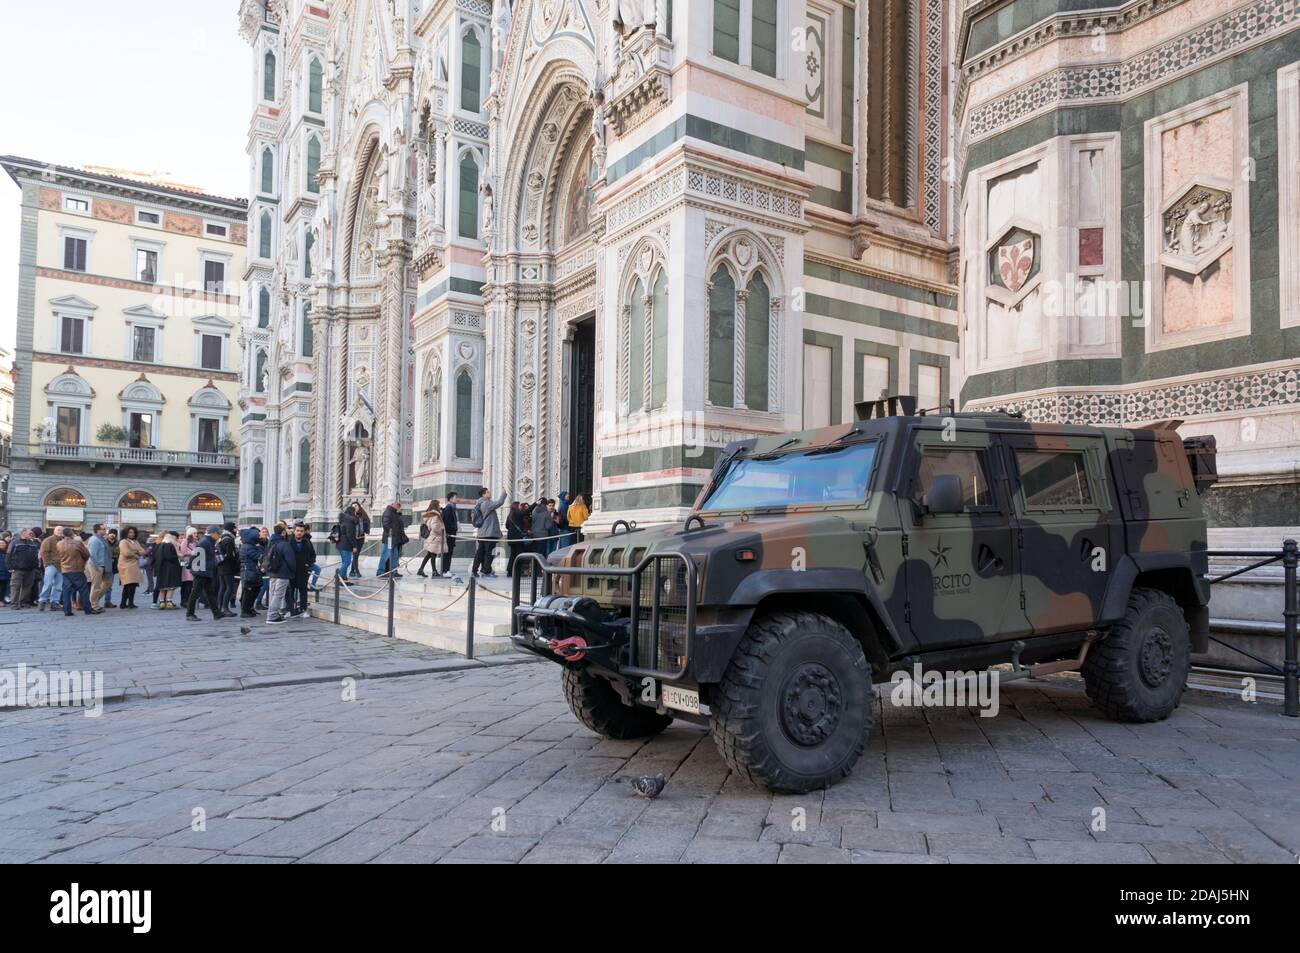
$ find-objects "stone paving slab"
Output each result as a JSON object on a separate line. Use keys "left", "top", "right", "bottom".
{"left": 0, "top": 601, "right": 533, "bottom": 705}
{"left": 1, "top": 657, "right": 1298, "bottom": 864}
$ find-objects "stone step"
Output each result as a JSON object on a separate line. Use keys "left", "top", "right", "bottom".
{"left": 319, "top": 590, "right": 514, "bottom": 637}
{"left": 306, "top": 604, "right": 516, "bottom": 656}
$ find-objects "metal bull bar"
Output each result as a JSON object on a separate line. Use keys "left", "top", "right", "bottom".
{"left": 510, "top": 551, "right": 698, "bottom": 681}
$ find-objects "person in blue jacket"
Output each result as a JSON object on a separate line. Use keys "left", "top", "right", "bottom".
{"left": 238, "top": 526, "right": 265, "bottom": 618}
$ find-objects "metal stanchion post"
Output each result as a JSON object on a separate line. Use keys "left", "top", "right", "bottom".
{"left": 1283, "top": 538, "right": 1298, "bottom": 718}
{"left": 387, "top": 570, "right": 396, "bottom": 640}
{"left": 333, "top": 570, "right": 341, "bottom": 625}
{"left": 467, "top": 576, "right": 476, "bottom": 660}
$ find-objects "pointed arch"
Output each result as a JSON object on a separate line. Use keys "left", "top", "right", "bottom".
{"left": 307, "top": 56, "right": 323, "bottom": 114}
{"left": 454, "top": 366, "right": 474, "bottom": 459}
{"left": 263, "top": 49, "right": 277, "bottom": 101}
{"left": 298, "top": 437, "right": 311, "bottom": 495}
{"left": 305, "top": 134, "right": 321, "bottom": 194}
{"left": 258, "top": 209, "right": 272, "bottom": 259}
{"left": 705, "top": 229, "right": 784, "bottom": 412}
{"left": 260, "top": 146, "right": 275, "bottom": 195}
{"left": 457, "top": 148, "right": 481, "bottom": 240}
{"left": 708, "top": 263, "right": 737, "bottom": 407}
{"left": 460, "top": 26, "right": 484, "bottom": 114}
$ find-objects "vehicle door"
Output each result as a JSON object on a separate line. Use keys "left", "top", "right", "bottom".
{"left": 1002, "top": 434, "right": 1118, "bottom": 635}
{"left": 901, "top": 428, "right": 1029, "bottom": 651}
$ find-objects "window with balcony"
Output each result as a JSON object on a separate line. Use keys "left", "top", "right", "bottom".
{"left": 56, "top": 406, "right": 82, "bottom": 445}
{"left": 128, "top": 412, "right": 154, "bottom": 449}
{"left": 197, "top": 417, "right": 221, "bottom": 454}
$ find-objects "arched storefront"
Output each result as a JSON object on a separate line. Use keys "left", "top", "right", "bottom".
{"left": 43, "top": 486, "right": 87, "bottom": 530}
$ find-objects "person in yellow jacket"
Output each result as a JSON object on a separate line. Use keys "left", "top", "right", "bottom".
{"left": 566, "top": 493, "right": 590, "bottom": 542}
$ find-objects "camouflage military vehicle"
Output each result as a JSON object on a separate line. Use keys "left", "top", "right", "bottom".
{"left": 511, "top": 400, "right": 1217, "bottom": 793}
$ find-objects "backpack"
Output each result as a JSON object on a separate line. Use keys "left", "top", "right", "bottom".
{"left": 471, "top": 503, "right": 486, "bottom": 528}
{"left": 419, "top": 521, "right": 430, "bottom": 539}
{"left": 257, "top": 542, "right": 275, "bottom": 574}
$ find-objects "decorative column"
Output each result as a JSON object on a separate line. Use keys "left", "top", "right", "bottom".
{"left": 734, "top": 286, "right": 749, "bottom": 408}
{"left": 307, "top": 306, "right": 334, "bottom": 525}
{"left": 375, "top": 240, "right": 411, "bottom": 505}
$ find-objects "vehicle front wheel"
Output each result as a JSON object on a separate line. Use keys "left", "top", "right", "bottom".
{"left": 1082, "top": 587, "right": 1190, "bottom": 722}
{"left": 562, "top": 666, "right": 672, "bottom": 740}
{"left": 710, "top": 611, "right": 873, "bottom": 793}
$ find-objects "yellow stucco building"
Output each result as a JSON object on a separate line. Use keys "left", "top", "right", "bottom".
{"left": 2, "top": 157, "right": 248, "bottom": 532}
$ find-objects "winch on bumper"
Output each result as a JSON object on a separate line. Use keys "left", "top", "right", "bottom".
{"left": 510, "top": 551, "right": 699, "bottom": 683}
{"left": 513, "top": 594, "right": 628, "bottom": 665}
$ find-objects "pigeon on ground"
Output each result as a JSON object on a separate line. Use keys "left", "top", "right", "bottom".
{"left": 630, "top": 774, "right": 667, "bottom": 799}
{"left": 239, "top": 626, "right": 252, "bottom": 636}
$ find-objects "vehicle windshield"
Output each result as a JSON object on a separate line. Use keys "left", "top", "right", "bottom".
{"left": 701, "top": 441, "right": 878, "bottom": 511}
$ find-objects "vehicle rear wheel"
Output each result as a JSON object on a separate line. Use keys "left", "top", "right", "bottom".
{"left": 562, "top": 666, "right": 672, "bottom": 740}
{"left": 1082, "top": 587, "right": 1190, "bottom": 722}
{"left": 710, "top": 611, "right": 873, "bottom": 794}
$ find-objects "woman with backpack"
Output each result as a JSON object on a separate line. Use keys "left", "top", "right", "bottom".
{"left": 415, "top": 501, "right": 447, "bottom": 577}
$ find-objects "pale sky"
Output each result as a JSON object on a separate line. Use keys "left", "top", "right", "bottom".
{"left": 0, "top": 1, "right": 251, "bottom": 352}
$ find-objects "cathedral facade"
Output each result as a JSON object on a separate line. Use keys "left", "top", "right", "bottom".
{"left": 235, "top": 0, "right": 959, "bottom": 531}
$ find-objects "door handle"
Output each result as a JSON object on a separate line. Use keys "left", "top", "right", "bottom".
{"left": 976, "top": 543, "right": 1003, "bottom": 573}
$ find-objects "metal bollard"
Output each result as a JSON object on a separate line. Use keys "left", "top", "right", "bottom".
{"left": 333, "top": 571, "right": 341, "bottom": 625}
{"left": 1283, "top": 538, "right": 1298, "bottom": 718}
{"left": 387, "top": 570, "right": 396, "bottom": 641}
{"left": 466, "top": 576, "right": 476, "bottom": 660}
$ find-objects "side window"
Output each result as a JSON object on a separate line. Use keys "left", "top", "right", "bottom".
{"left": 915, "top": 447, "right": 993, "bottom": 509}
{"left": 1015, "top": 450, "right": 1092, "bottom": 507}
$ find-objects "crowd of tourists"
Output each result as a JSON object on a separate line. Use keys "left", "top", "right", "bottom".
{"left": 0, "top": 487, "right": 594, "bottom": 624}
{"left": 1, "top": 521, "right": 324, "bottom": 626}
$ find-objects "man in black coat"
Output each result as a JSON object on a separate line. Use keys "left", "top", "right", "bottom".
{"left": 185, "top": 526, "right": 227, "bottom": 622}
{"left": 350, "top": 504, "right": 369, "bottom": 578}
{"left": 7, "top": 529, "right": 40, "bottom": 610}
{"left": 440, "top": 492, "right": 459, "bottom": 576}
{"left": 378, "top": 500, "right": 408, "bottom": 577}
{"left": 216, "top": 522, "right": 240, "bottom": 611}
{"left": 289, "top": 523, "right": 316, "bottom": 616}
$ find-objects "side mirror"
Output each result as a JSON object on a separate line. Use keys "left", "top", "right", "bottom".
{"left": 923, "top": 474, "right": 964, "bottom": 515}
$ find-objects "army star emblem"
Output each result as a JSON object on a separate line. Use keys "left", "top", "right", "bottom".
{"left": 930, "top": 540, "right": 951, "bottom": 570}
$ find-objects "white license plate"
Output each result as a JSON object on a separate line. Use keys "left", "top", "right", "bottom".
{"left": 661, "top": 685, "right": 701, "bottom": 715}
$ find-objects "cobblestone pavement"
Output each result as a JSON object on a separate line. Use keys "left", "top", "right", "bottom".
{"left": 0, "top": 599, "right": 525, "bottom": 701}
{"left": 2, "top": 632, "right": 1298, "bottom": 862}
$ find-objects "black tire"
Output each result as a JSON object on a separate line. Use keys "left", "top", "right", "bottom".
{"left": 710, "top": 611, "right": 873, "bottom": 794}
{"left": 1083, "top": 587, "right": 1190, "bottom": 722}
{"left": 562, "top": 666, "right": 672, "bottom": 740}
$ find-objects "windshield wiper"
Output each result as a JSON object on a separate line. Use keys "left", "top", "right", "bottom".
{"left": 749, "top": 437, "right": 802, "bottom": 461}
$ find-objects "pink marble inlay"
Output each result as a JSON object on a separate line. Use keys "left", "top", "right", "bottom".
{"left": 1162, "top": 108, "right": 1233, "bottom": 200}
{"left": 1078, "top": 228, "right": 1104, "bottom": 267}
{"left": 1162, "top": 250, "right": 1234, "bottom": 332}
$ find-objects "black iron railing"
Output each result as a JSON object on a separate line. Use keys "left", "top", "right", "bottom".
{"left": 1204, "top": 540, "right": 1297, "bottom": 716}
